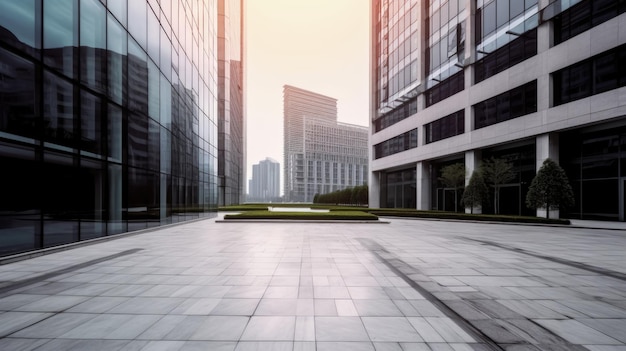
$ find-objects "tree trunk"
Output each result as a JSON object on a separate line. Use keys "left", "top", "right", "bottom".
{"left": 546, "top": 201, "right": 550, "bottom": 219}
{"left": 494, "top": 187, "right": 498, "bottom": 215}
{"left": 454, "top": 189, "right": 458, "bottom": 212}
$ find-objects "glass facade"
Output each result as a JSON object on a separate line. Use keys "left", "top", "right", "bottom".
{"left": 373, "top": 0, "right": 419, "bottom": 122}
{"left": 426, "top": 0, "right": 466, "bottom": 84}
{"left": 425, "top": 110, "right": 465, "bottom": 144}
{"left": 552, "top": 0, "right": 626, "bottom": 45}
{"left": 0, "top": 0, "right": 221, "bottom": 256}
{"left": 561, "top": 124, "right": 626, "bottom": 221}
{"left": 553, "top": 43, "right": 626, "bottom": 106}
{"left": 374, "top": 129, "right": 418, "bottom": 159}
{"left": 474, "top": 80, "right": 537, "bottom": 129}
{"left": 218, "top": 0, "right": 245, "bottom": 206}
{"left": 381, "top": 168, "right": 416, "bottom": 209}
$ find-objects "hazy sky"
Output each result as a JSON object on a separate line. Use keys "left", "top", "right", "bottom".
{"left": 245, "top": 0, "right": 370, "bottom": 193}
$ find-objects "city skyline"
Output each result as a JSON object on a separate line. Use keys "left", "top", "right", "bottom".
{"left": 245, "top": 0, "right": 370, "bottom": 194}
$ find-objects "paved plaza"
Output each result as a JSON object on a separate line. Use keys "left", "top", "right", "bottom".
{"left": 0, "top": 215, "right": 625, "bottom": 351}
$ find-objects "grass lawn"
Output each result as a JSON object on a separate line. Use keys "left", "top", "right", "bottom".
{"left": 222, "top": 210, "right": 379, "bottom": 221}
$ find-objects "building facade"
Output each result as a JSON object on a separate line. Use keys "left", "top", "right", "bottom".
{"left": 0, "top": 0, "right": 229, "bottom": 256}
{"left": 370, "top": 0, "right": 626, "bottom": 221}
{"left": 284, "top": 85, "right": 368, "bottom": 202}
{"left": 248, "top": 157, "right": 280, "bottom": 202}
{"left": 218, "top": 0, "right": 246, "bottom": 206}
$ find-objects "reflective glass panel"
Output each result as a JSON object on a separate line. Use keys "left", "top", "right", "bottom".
{"left": 0, "top": 142, "right": 40, "bottom": 255}
{"left": 128, "top": 0, "right": 147, "bottom": 50}
{"left": 0, "top": 0, "right": 39, "bottom": 51}
{"left": 108, "top": 103, "right": 123, "bottom": 162}
{"left": 80, "top": 90, "right": 103, "bottom": 156}
{"left": 44, "top": 0, "right": 77, "bottom": 78}
{"left": 0, "top": 48, "right": 37, "bottom": 140}
{"left": 80, "top": 0, "right": 106, "bottom": 92}
{"left": 43, "top": 71, "right": 76, "bottom": 148}
{"left": 107, "top": 14, "right": 127, "bottom": 105}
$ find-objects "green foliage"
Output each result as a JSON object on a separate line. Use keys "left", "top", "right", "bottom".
{"left": 439, "top": 163, "right": 466, "bottom": 189}
{"left": 439, "top": 163, "right": 466, "bottom": 212}
{"left": 461, "top": 170, "right": 489, "bottom": 213}
{"left": 481, "top": 158, "right": 515, "bottom": 214}
{"left": 526, "top": 158, "right": 575, "bottom": 219}
{"left": 368, "top": 209, "right": 570, "bottom": 225}
{"left": 314, "top": 185, "right": 368, "bottom": 206}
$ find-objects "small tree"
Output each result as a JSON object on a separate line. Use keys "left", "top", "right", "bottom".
{"left": 439, "top": 163, "right": 466, "bottom": 212}
{"left": 481, "top": 158, "right": 515, "bottom": 214}
{"left": 526, "top": 158, "right": 575, "bottom": 219}
{"left": 461, "top": 170, "right": 489, "bottom": 214}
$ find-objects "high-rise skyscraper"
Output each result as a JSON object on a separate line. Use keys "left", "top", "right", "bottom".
{"left": 218, "top": 0, "right": 246, "bottom": 206}
{"left": 283, "top": 85, "right": 368, "bottom": 203}
{"left": 370, "top": 0, "right": 626, "bottom": 221}
{"left": 249, "top": 157, "right": 280, "bottom": 202}
{"left": 0, "top": 0, "right": 244, "bottom": 256}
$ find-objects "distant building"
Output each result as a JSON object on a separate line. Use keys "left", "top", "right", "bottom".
{"left": 248, "top": 158, "right": 280, "bottom": 202}
{"left": 283, "top": 85, "right": 368, "bottom": 203}
{"left": 370, "top": 0, "right": 626, "bottom": 221}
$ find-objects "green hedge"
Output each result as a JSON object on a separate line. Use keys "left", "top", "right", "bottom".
{"left": 219, "top": 203, "right": 571, "bottom": 225}
{"left": 223, "top": 210, "right": 379, "bottom": 221}
{"left": 369, "top": 210, "right": 570, "bottom": 225}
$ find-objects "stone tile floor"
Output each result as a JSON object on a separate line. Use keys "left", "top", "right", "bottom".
{"left": 0, "top": 215, "right": 625, "bottom": 350}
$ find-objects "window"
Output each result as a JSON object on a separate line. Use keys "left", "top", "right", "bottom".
{"left": 374, "top": 129, "right": 418, "bottom": 159}
{"left": 0, "top": 48, "right": 37, "bottom": 140}
{"left": 474, "top": 81, "right": 537, "bottom": 129}
{"left": 475, "top": 28, "right": 537, "bottom": 83}
{"left": 425, "top": 110, "right": 465, "bottom": 144}
{"left": 0, "top": 0, "right": 39, "bottom": 53}
{"left": 374, "top": 99, "right": 418, "bottom": 132}
{"left": 80, "top": 0, "right": 106, "bottom": 92}
{"left": 44, "top": 0, "right": 78, "bottom": 78}
{"left": 554, "top": 0, "right": 626, "bottom": 45}
{"left": 44, "top": 71, "right": 76, "bottom": 147}
{"left": 553, "top": 44, "right": 626, "bottom": 106}
{"left": 425, "top": 71, "right": 464, "bottom": 107}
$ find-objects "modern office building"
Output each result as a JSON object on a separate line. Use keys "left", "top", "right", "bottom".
{"left": 0, "top": 0, "right": 242, "bottom": 256}
{"left": 284, "top": 85, "right": 368, "bottom": 202}
{"left": 248, "top": 157, "right": 280, "bottom": 202}
{"left": 370, "top": 0, "right": 626, "bottom": 221}
{"left": 218, "top": 0, "right": 246, "bottom": 206}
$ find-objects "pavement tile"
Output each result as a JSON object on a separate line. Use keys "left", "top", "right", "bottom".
{"left": 241, "top": 316, "right": 295, "bottom": 341}
{"left": 11, "top": 313, "right": 96, "bottom": 338}
{"left": 353, "top": 299, "right": 403, "bottom": 317}
{"left": 0, "top": 217, "right": 625, "bottom": 349}
{"left": 535, "top": 319, "right": 621, "bottom": 345}
{"left": 14, "top": 296, "right": 89, "bottom": 313}
{"left": 315, "top": 316, "right": 369, "bottom": 341}
{"left": 361, "top": 317, "right": 423, "bottom": 342}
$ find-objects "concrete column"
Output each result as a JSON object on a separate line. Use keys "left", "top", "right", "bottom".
{"left": 369, "top": 171, "right": 381, "bottom": 208}
{"left": 464, "top": 150, "right": 483, "bottom": 214}
{"left": 416, "top": 161, "right": 431, "bottom": 210}
{"left": 536, "top": 133, "right": 560, "bottom": 218}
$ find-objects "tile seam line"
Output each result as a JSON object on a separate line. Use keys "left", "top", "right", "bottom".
{"left": 0, "top": 249, "right": 143, "bottom": 298}
{"left": 355, "top": 238, "right": 504, "bottom": 351}
{"left": 464, "top": 238, "right": 626, "bottom": 282}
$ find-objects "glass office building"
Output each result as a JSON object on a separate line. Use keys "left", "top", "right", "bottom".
{"left": 0, "top": 0, "right": 223, "bottom": 256}
{"left": 218, "top": 0, "right": 245, "bottom": 206}
{"left": 370, "top": 0, "right": 626, "bottom": 221}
